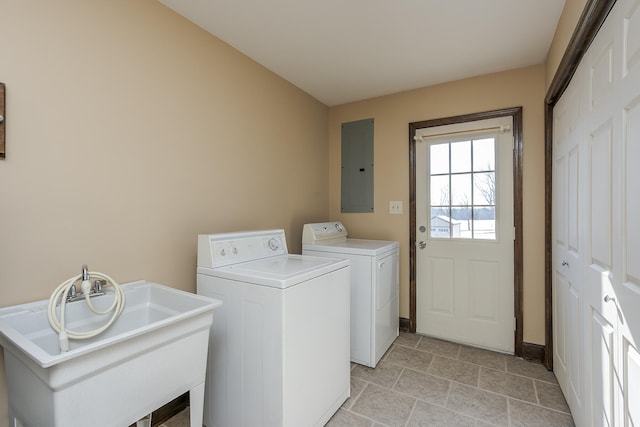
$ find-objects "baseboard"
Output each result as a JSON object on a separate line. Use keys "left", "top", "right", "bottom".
{"left": 522, "top": 342, "right": 546, "bottom": 365}
{"left": 399, "top": 317, "right": 411, "bottom": 333}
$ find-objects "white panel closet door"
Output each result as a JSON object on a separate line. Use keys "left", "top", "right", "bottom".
{"left": 583, "top": 11, "right": 620, "bottom": 425}
{"left": 616, "top": 0, "right": 640, "bottom": 424}
{"left": 552, "top": 70, "right": 586, "bottom": 427}
{"left": 553, "top": 0, "right": 640, "bottom": 425}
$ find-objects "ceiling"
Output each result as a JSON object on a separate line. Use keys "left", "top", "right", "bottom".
{"left": 158, "top": 0, "right": 566, "bottom": 106}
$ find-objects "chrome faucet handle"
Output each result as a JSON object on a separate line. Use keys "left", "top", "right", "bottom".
{"left": 81, "top": 264, "right": 90, "bottom": 281}
{"left": 93, "top": 279, "right": 104, "bottom": 293}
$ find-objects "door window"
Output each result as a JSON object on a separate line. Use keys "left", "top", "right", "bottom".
{"left": 429, "top": 138, "right": 497, "bottom": 240}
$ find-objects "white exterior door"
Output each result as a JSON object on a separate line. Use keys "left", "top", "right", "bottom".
{"left": 553, "top": 0, "right": 640, "bottom": 424}
{"left": 415, "top": 116, "right": 515, "bottom": 353}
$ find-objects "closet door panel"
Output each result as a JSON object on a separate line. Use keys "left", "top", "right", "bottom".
{"left": 553, "top": 79, "right": 586, "bottom": 421}
{"left": 623, "top": 341, "right": 640, "bottom": 426}
{"left": 590, "top": 309, "right": 615, "bottom": 427}
{"left": 619, "top": 16, "right": 640, "bottom": 423}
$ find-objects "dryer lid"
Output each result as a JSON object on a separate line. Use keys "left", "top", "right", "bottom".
{"left": 303, "top": 238, "right": 399, "bottom": 256}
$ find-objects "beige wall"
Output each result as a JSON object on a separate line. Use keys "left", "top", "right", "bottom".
{"left": 546, "top": 0, "right": 589, "bottom": 88}
{"left": 0, "top": 0, "right": 329, "bottom": 423}
{"left": 328, "top": 65, "right": 547, "bottom": 346}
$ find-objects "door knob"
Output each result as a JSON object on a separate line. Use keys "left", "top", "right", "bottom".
{"left": 418, "top": 241, "right": 426, "bottom": 249}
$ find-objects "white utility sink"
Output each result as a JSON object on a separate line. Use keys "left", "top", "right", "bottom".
{"left": 0, "top": 280, "right": 222, "bottom": 427}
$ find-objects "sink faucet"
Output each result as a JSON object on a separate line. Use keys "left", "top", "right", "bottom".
{"left": 66, "top": 264, "right": 106, "bottom": 303}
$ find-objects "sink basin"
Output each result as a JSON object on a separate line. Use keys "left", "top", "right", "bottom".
{"left": 0, "top": 280, "right": 222, "bottom": 427}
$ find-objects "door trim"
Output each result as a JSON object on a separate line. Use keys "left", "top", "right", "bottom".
{"left": 544, "top": 0, "right": 617, "bottom": 369}
{"left": 409, "top": 107, "right": 524, "bottom": 356}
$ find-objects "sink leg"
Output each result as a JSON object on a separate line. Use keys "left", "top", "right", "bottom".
{"left": 189, "top": 381, "right": 205, "bottom": 427}
{"left": 9, "top": 408, "right": 24, "bottom": 427}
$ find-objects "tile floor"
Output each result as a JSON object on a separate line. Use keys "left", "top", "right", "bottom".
{"left": 328, "top": 333, "right": 574, "bottom": 427}
{"left": 162, "top": 333, "right": 574, "bottom": 427}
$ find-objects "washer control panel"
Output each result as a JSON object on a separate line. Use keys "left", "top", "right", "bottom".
{"left": 198, "top": 230, "right": 288, "bottom": 268}
{"left": 302, "top": 222, "right": 348, "bottom": 245}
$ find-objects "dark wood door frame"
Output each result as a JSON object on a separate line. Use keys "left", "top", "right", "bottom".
{"left": 544, "top": 0, "right": 617, "bottom": 369}
{"left": 408, "top": 107, "right": 525, "bottom": 357}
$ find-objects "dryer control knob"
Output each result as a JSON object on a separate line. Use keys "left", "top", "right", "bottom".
{"left": 268, "top": 237, "right": 280, "bottom": 251}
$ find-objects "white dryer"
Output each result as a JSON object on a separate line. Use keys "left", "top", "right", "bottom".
{"left": 302, "top": 222, "right": 399, "bottom": 367}
{"left": 197, "top": 229, "right": 350, "bottom": 427}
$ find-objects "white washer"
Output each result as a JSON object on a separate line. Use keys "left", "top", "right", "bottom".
{"left": 302, "top": 222, "right": 399, "bottom": 367}
{"left": 197, "top": 229, "right": 350, "bottom": 427}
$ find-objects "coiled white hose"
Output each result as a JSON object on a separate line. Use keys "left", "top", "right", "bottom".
{"left": 47, "top": 271, "right": 125, "bottom": 353}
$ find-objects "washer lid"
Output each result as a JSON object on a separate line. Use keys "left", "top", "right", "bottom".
{"left": 197, "top": 254, "right": 349, "bottom": 288}
{"left": 303, "top": 238, "right": 399, "bottom": 256}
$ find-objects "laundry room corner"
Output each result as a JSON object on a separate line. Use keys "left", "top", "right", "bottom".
{"left": 328, "top": 65, "right": 547, "bottom": 347}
